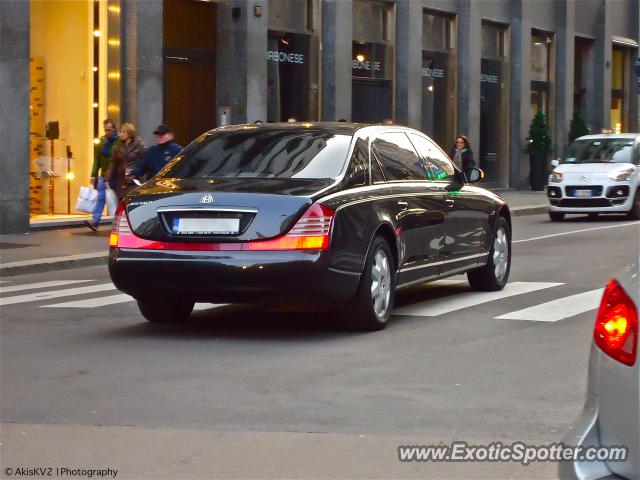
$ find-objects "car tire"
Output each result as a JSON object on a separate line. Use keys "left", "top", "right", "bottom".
{"left": 627, "top": 190, "right": 640, "bottom": 220}
{"left": 548, "top": 211, "right": 565, "bottom": 221}
{"left": 467, "top": 216, "right": 511, "bottom": 292}
{"left": 137, "top": 299, "right": 194, "bottom": 323}
{"left": 344, "top": 236, "right": 396, "bottom": 331}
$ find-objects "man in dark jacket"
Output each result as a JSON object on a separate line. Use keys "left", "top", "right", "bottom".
{"left": 131, "top": 124, "right": 182, "bottom": 181}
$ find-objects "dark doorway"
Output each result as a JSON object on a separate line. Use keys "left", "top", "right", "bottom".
{"left": 352, "top": 79, "right": 392, "bottom": 123}
{"left": 163, "top": 0, "right": 217, "bottom": 147}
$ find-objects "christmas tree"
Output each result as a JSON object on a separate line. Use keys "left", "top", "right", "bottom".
{"left": 525, "top": 110, "right": 552, "bottom": 155}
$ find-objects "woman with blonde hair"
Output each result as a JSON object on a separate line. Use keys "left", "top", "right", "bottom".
{"left": 107, "top": 122, "right": 145, "bottom": 200}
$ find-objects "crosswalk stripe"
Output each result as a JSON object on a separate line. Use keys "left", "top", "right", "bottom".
{"left": 0, "top": 280, "right": 92, "bottom": 294}
{"left": 495, "top": 288, "right": 604, "bottom": 322}
{"left": 392, "top": 282, "right": 563, "bottom": 317}
{"left": 43, "top": 293, "right": 133, "bottom": 308}
{"left": 0, "top": 283, "right": 116, "bottom": 306}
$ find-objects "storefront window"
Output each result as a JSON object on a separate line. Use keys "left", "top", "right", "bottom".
{"left": 530, "top": 31, "right": 554, "bottom": 120}
{"left": 611, "top": 47, "right": 626, "bottom": 133}
{"left": 422, "top": 11, "right": 456, "bottom": 151}
{"left": 267, "top": 0, "right": 320, "bottom": 122}
{"left": 480, "top": 22, "right": 509, "bottom": 185}
{"left": 351, "top": 0, "right": 395, "bottom": 122}
{"left": 29, "top": 0, "right": 120, "bottom": 219}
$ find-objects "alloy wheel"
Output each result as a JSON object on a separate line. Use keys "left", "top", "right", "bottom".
{"left": 493, "top": 227, "right": 509, "bottom": 282}
{"left": 371, "top": 249, "right": 391, "bottom": 318}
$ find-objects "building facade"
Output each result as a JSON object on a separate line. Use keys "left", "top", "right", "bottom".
{"left": 1, "top": 0, "right": 639, "bottom": 233}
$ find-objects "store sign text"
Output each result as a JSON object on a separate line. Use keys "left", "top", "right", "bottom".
{"left": 353, "top": 60, "right": 382, "bottom": 71}
{"left": 422, "top": 67, "right": 445, "bottom": 78}
{"left": 267, "top": 51, "right": 305, "bottom": 64}
{"left": 480, "top": 73, "right": 499, "bottom": 84}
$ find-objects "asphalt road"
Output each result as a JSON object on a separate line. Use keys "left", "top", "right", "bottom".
{"left": 1, "top": 214, "right": 639, "bottom": 479}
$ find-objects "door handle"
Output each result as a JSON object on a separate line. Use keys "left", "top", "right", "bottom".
{"left": 397, "top": 200, "right": 409, "bottom": 210}
{"left": 445, "top": 199, "right": 455, "bottom": 208}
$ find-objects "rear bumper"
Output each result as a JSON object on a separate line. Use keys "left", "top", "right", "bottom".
{"left": 108, "top": 248, "right": 361, "bottom": 305}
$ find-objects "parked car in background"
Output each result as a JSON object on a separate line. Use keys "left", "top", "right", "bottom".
{"left": 547, "top": 134, "right": 640, "bottom": 221}
{"left": 109, "top": 123, "right": 512, "bottom": 331}
{"left": 559, "top": 262, "right": 639, "bottom": 480}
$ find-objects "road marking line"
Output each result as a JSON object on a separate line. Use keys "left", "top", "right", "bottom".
{"left": 514, "top": 221, "right": 640, "bottom": 244}
{"left": 392, "top": 282, "right": 563, "bottom": 317}
{"left": 0, "top": 280, "right": 92, "bottom": 294}
{"left": 43, "top": 293, "right": 133, "bottom": 308}
{"left": 495, "top": 288, "right": 604, "bottom": 322}
{"left": 0, "top": 283, "right": 116, "bottom": 306}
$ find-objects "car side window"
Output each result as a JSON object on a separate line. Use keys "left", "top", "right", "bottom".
{"left": 372, "top": 132, "right": 430, "bottom": 181}
{"left": 408, "top": 133, "right": 457, "bottom": 182}
{"left": 344, "top": 138, "right": 369, "bottom": 188}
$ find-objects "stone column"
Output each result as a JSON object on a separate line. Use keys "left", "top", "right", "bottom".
{"left": 121, "top": 0, "right": 164, "bottom": 145}
{"left": 509, "top": 0, "right": 532, "bottom": 189}
{"left": 554, "top": 0, "right": 575, "bottom": 157}
{"left": 593, "top": 0, "right": 611, "bottom": 133}
{"left": 0, "top": 0, "right": 30, "bottom": 233}
{"left": 394, "top": 0, "right": 422, "bottom": 129}
{"left": 321, "top": 0, "right": 352, "bottom": 121}
{"left": 456, "top": 0, "right": 481, "bottom": 153}
{"left": 216, "top": 0, "right": 267, "bottom": 125}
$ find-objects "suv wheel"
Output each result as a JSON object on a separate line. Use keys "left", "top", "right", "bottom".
{"left": 549, "top": 211, "right": 565, "bottom": 221}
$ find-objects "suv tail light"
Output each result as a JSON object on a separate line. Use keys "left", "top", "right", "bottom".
{"left": 109, "top": 203, "right": 334, "bottom": 251}
{"left": 594, "top": 279, "right": 638, "bottom": 366}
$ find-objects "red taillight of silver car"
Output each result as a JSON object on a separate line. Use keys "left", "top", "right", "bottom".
{"left": 594, "top": 278, "right": 638, "bottom": 366}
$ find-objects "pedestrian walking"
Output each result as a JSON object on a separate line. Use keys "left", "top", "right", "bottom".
{"left": 130, "top": 124, "right": 182, "bottom": 181}
{"left": 86, "top": 118, "right": 119, "bottom": 231}
{"left": 449, "top": 135, "right": 475, "bottom": 172}
{"left": 107, "top": 123, "right": 145, "bottom": 201}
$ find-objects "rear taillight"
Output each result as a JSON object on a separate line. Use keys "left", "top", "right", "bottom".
{"left": 109, "top": 202, "right": 130, "bottom": 248}
{"left": 594, "top": 279, "right": 638, "bottom": 366}
{"left": 244, "top": 203, "right": 334, "bottom": 251}
{"left": 108, "top": 203, "right": 334, "bottom": 251}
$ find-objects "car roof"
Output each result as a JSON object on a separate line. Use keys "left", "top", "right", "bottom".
{"left": 576, "top": 133, "right": 639, "bottom": 141}
{"left": 207, "top": 122, "right": 422, "bottom": 137}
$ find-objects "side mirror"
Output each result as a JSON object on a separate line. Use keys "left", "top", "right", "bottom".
{"left": 550, "top": 159, "right": 560, "bottom": 168}
{"left": 464, "top": 167, "right": 484, "bottom": 183}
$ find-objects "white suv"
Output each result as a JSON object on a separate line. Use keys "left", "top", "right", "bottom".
{"left": 547, "top": 134, "right": 640, "bottom": 221}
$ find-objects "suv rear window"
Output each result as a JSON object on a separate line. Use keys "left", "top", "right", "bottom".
{"left": 161, "top": 129, "right": 353, "bottom": 179}
{"left": 564, "top": 138, "right": 637, "bottom": 164}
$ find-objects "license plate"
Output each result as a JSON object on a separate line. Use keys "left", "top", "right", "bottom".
{"left": 172, "top": 217, "right": 240, "bottom": 235}
{"left": 574, "top": 189, "right": 592, "bottom": 198}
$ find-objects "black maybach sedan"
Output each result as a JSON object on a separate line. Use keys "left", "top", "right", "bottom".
{"left": 109, "top": 123, "right": 512, "bottom": 330}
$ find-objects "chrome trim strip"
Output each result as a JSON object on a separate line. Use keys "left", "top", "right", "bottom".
{"left": 334, "top": 191, "right": 446, "bottom": 212}
{"left": 156, "top": 206, "right": 259, "bottom": 214}
{"left": 396, "top": 274, "right": 440, "bottom": 289}
{"left": 399, "top": 253, "right": 488, "bottom": 272}
{"left": 328, "top": 267, "right": 362, "bottom": 277}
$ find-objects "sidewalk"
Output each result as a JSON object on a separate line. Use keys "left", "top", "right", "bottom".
{"left": 0, "top": 190, "right": 547, "bottom": 276}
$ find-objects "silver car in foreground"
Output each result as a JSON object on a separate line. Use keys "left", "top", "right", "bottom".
{"left": 560, "top": 262, "right": 639, "bottom": 479}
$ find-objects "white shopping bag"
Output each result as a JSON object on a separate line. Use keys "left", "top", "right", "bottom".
{"left": 105, "top": 188, "right": 119, "bottom": 215}
{"left": 75, "top": 186, "right": 98, "bottom": 213}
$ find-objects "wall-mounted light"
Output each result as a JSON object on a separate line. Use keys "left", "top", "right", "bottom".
{"left": 107, "top": 71, "right": 120, "bottom": 80}
{"left": 92, "top": 66, "right": 98, "bottom": 72}
{"left": 108, "top": 39, "right": 120, "bottom": 47}
{"left": 254, "top": 5, "right": 262, "bottom": 17}
{"left": 356, "top": 54, "right": 365, "bottom": 62}
{"left": 93, "top": 138, "right": 100, "bottom": 144}
{"left": 107, "top": 5, "right": 120, "bottom": 13}
{"left": 92, "top": 102, "right": 98, "bottom": 108}
{"left": 93, "top": 30, "right": 101, "bottom": 37}
{"left": 427, "top": 85, "right": 434, "bottom": 92}
{"left": 65, "top": 171, "right": 75, "bottom": 180}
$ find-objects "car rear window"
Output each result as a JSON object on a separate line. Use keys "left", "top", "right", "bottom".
{"left": 564, "top": 138, "right": 637, "bottom": 164}
{"left": 160, "top": 128, "right": 353, "bottom": 179}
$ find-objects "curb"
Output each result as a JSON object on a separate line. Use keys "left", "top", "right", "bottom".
{"left": 1, "top": 205, "right": 548, "bottom": 277}
{"left": 0, "top": 253, "right": 108, "bottom": 277}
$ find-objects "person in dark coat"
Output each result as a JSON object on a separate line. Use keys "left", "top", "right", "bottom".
{"left": 131, "top": 124, "right": 182, "bottom": 181}
{"left": 449, "top": 135, "right": 475, "bottom": 172}
{"left": 107, "top": 122, "right": 146, "bottom": 200}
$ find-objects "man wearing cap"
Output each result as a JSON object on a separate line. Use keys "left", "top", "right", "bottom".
{"left": 131, "top": 124, "right": 183, "bottom": 182}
